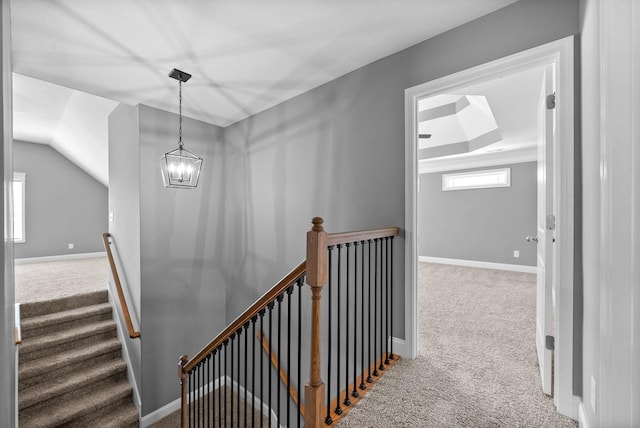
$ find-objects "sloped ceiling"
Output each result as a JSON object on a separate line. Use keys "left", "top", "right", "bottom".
{"left": 10, "top": 0, "right": 520, "bottom": 184}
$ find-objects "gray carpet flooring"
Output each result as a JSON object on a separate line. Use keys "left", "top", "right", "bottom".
{"left": 337, "top": 262, "right": 577, "bottom": 428}
{"left": 15, "top": 256, "right": 109, "bottom": 304}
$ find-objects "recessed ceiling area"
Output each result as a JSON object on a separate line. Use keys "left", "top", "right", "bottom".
{"left": 418, "top": 65, "right": 546, "bottom": 173}
{"left": 9, "top": 0, "right": 520, "bottom": 184}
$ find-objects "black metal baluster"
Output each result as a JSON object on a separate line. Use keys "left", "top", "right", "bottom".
{"left": 237, "top": 329, "right": 242, "bottom": 426}
{"left": 335, "top": 244, "right": 343, "bottom": 416}
{"left": 297, "top": 277, "right": 303, "bottom": 428}
{"left": 224, "top": 340, "right": 228, "bottom": 428}
{"left": 367, "top": 239, "right": 373, "bottom": 383}
{"left": 201, "top": 361, "right": 205, "bottom": 426}
{"left": 231, "top": 333, "right": 235, "bottom": 428}
{"left": 252, "top": 316, "right": 257, "bottom": 428}
{"left": 218, "top": 346, "right": 222, "bottom": 428}
{"left": 277, "top": 294, "right": 284, "bottom": 425}
{"left": 389, "top": 236, "right": 395, "bottom": 360}
{"left": 373, "top": 238, "right": 380, "bottom": 377}
{"left": 379, "top": 238, "right": 385, "bottom": 373}
{"left": 344, "top": 242, "right": 352, "bottom": 407}
{"left": 385, "top": 237, "right": 390, "bottom": 366}
{"left": 259, "top": 309, "right": 265, "bottom": 428}
{"left": 245, "top": 323, "right": 249, "bottom": 427}
{"left": 268, "top": 301, "right": 274, "bottom": 428}
{"left": 352, "top": 242, "right": 360, "bottom": 398}
{"left": 206, "top": 354, "right": 211, "bottom": 427}
{"left": 212, "top": 350, "right": 217, "bottom": 428}
{"left": 360, "top": 240, "right": 367, "bottom": 390}
{"left": 326, "top": 245, "right": 334, "bottom": 425}
{"left": 188, "top": 370, "right": 193, "bottom": 428}
{"left": 195, "top": 363, "right": 202, "bottom": 428}
{"left": 286, "top": 285, "right": 293, "bottom": 428}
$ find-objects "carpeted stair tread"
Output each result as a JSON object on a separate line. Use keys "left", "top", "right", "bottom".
{"left": 20, "top": 302, "right": 113, "bottom": 339}
{"left": 20, "top": 358, "right": 128, "bottom": 410}
{"left": 19, "top": 380, "right": 134, "bottom": 428}
{"left": 19, "top": 290, "right": 108, "bottom": 319}
{"left": 67, "top": 397, "right": 139, "bottom": 428}
{"left": 19, "top": 337, "right": 121, "bottom": 385}
{"left": 19, "top": 319, "right": 117, "bottom": 362}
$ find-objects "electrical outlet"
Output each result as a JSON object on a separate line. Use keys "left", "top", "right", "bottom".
{"left": 591, "top": 376, "right": 597, "bottom": 414}
{"left": 109, "top": 211, "right": 115, "bottom": 223}
{"left": 68, "top": 243, "right": 74, "bottom": 250}
{"left": 513, "top": 250, "right": 520, "bottom": 258}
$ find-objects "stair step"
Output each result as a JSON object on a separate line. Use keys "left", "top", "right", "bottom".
{"left": 20, "top": 290, "right": 108, "bottom": 319}
{"left": 21, "top": 302, "right": 113, "bottom": 339}
{"left": 20, "top": 358, "right": 127, "bottom": 411}
{"left": 67, "top": 397, "right": 138, "bottom": 428}
{"left": 19, "top": 379, "right": 134, "bottom": 428}
{"left": 19, "top": 319, "right": 117, "bottom": 362}
{"left": 19, "top": 337, "right": 122, "bottom": 389}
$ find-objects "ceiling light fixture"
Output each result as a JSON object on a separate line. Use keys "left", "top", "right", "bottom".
{"left": 160, "top": 68, "right": 202, "bottom": 189}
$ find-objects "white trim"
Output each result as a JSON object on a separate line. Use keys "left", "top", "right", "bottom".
{"left": 578, "top": 401, "right": 591, "bottom": 428}
{"left": 391, "top": 336, "right": 409, "bottom": 359}
{"left": 419, "top": 256, "right": 537, "bottom": 274}
{"left": 140, "top": 375, "right": 278, "bottom": 427}
{"left": 14, "top": 251, "right": 107, "bottom": 265}
{"left": 420, "top": 146, "right": 537, "bottom": 174}
{"left": 107, "top": 286, "right": 142, "bottom": 413}
{"left": 405, "top": 36, "right": 575, "bottom": 417}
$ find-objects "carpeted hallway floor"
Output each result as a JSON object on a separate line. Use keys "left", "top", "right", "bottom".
{"left": 337, "top": 262, "right": 577, "bottom": 428}
{"left": 15, "top": 256, "right": 109, "bottom": 304}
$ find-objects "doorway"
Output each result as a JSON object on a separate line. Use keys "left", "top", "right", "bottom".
{"left": 404, "top": 36, "right": 576, "bottom": 418}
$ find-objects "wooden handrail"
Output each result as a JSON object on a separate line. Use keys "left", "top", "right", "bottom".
{"left": 181, "top": 260, "right": 306, "bottom": 374}
{"left": 257, "top": 330, "right": 305, "bottom": 417}
{"left": 326, "top": 226, "right": 400, "bottom": 246}
{"left": 101, "top": 233, "right": 140, "bottom": 339}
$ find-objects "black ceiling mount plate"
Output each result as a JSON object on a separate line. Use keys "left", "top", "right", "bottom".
{"left": 169, "top": 68, "right": 192, "bottom": 82}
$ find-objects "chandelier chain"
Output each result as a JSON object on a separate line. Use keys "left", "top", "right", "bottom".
{"left": 178, "top": 79, "right": 183, "bottom": 147}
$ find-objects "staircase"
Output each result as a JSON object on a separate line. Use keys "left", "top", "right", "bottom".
{"left": 18, "top": 290, "right": 139, "bottom": 427}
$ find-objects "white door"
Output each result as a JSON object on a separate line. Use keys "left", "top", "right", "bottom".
{"left": 531, "top": 64, "right": 555, "bottom": 396}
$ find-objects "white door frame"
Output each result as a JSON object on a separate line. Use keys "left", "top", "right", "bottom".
{"left": 403, "top": 36, "right": 577, "bottom": 418}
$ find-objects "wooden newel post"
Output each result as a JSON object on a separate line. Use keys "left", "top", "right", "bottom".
{"left": 179, "top": 355, "right": 189, "bottom": 428}
{"left": 305, "top": 217, "right": 328, "bottom": 428}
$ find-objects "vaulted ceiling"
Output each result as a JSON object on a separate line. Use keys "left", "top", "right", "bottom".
{"left": 10, "top": 0, "right": 521, "bottom": 184}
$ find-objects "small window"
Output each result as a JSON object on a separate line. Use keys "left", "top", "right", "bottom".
{"left": 442, "top": 168, "right": 510, "bottom": 191}
{"left": 13, "top": 172, "right": 26, "bottom": 243}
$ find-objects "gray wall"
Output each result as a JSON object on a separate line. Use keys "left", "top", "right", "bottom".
{"left": 418, "top": 162, "right": 537, "bottom": 266}
{"left": 13, "top": 140, "right": 108, "bottom": 259}
{"left": 109, "top": 0, "right": 581, "bottom": 418}
{"left": 109, "top": 104, "right": 229, "bottom": 415}
{"left": 223, "top": 0, "right": 579, "bottom": 340}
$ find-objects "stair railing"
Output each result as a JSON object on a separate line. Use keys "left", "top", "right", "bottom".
{"left": 101, "top": 233, "right": 140, "bottom": 339}
{"left": 178, "top": 217, "right": 399, "bottom": 427}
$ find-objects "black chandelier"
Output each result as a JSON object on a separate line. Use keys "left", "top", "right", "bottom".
{"left": 159, "top": 68, "right": 203, "bottom": 189}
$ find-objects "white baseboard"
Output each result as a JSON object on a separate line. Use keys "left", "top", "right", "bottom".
{"left": 391, "top": 337, "right": 409, "bottom": 359}
{"left": 419, "top": 256, "right": 537, "bottom": 274}
{"left": 106, "top": 286, "right": 142, "bottom": 413}
{"left": 141, "top": 375, "right": 278, "bottom": 427}
{"left": 578, "top": 401, "right": 590, "bottom": 428}
{"left": 14, "top": 252, "right": 107, "bottom": 265}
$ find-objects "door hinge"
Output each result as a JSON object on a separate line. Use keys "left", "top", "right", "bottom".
{"left": 546, "top": 214, "right": 556, "bottom": 230}
{"left": 545, "top": 335, "right": 555, "bottom": 351}
{"left": 546, "top": 93, "right": 556, "bottom": 110}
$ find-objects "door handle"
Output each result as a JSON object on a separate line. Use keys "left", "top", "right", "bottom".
{"left": 526, "top": 235, "right": 539, "bottom": 243}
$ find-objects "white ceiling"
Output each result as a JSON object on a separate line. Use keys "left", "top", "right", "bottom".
{"left": 418, "top": 65, "right": 545, "bottom": 173}
{"left": 10, "top": 0, "right": 520, "bottom": 183}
